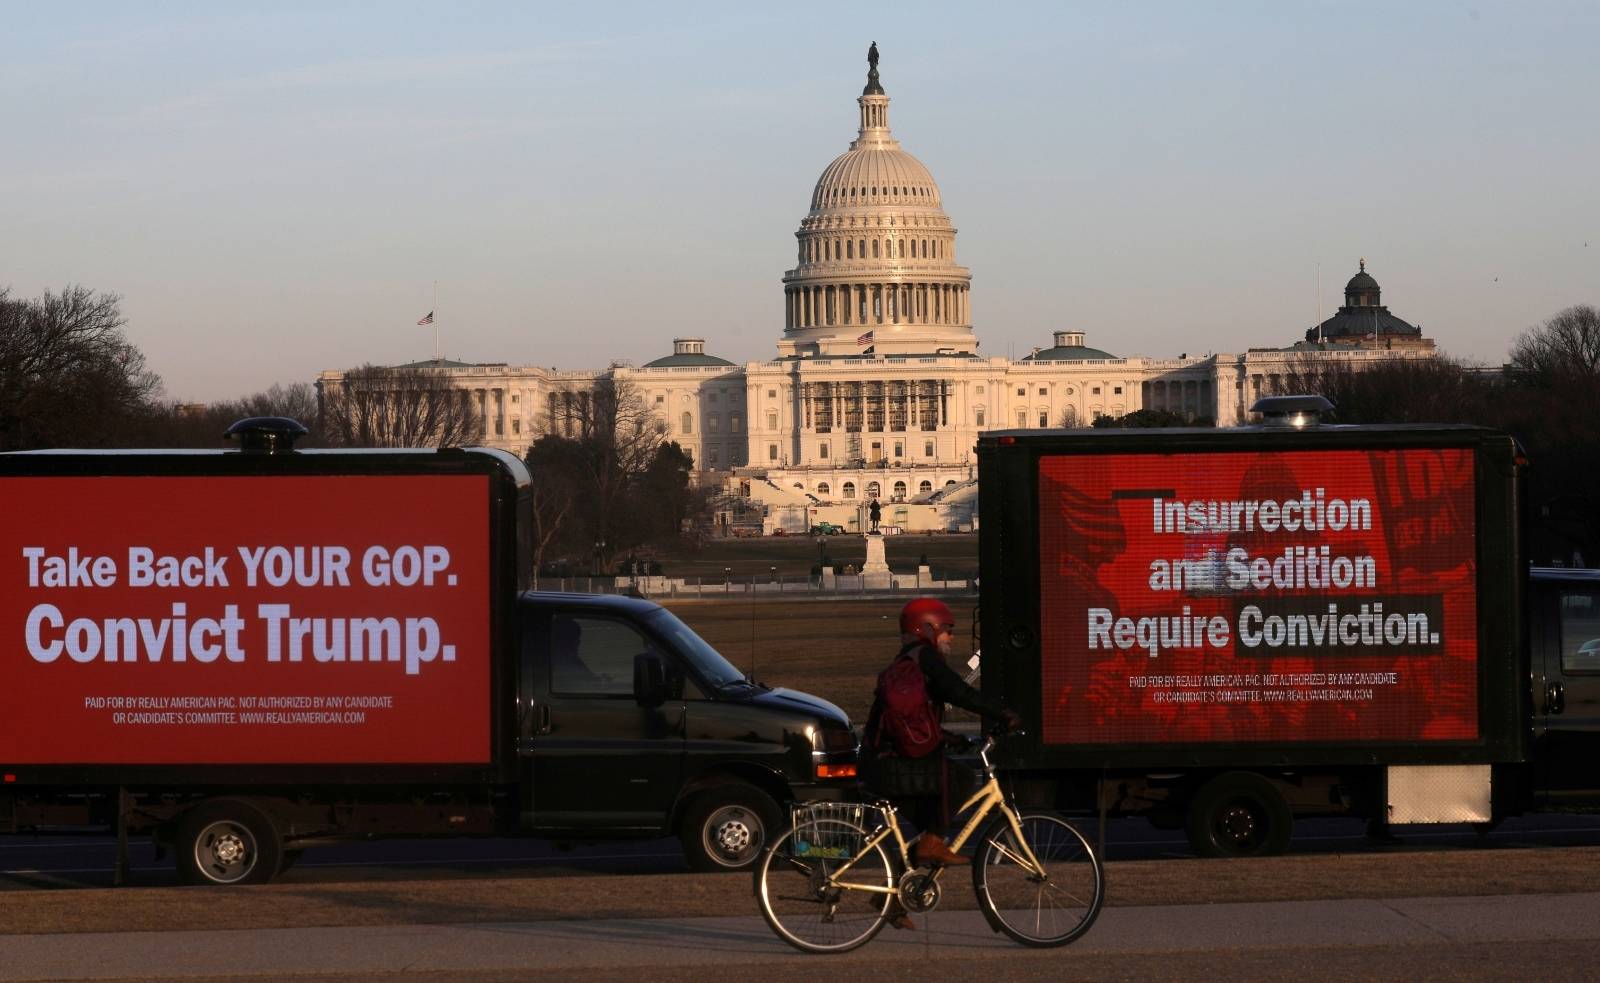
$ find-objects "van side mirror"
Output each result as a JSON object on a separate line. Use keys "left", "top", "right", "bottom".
{"left": 634, "top": 654, "right": 667, "bottom": 708}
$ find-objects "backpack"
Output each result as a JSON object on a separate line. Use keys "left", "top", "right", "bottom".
{"left": 874, "top": 647, "right": 943, "bottom": 759}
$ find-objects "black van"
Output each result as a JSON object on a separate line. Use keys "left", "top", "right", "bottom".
{"left": 518, "top": 591, "right": 856, "bottom": 870}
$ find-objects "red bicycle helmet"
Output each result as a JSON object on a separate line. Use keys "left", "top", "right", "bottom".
{"left": 900, "top": 598, "right": 956, "bottom": 646}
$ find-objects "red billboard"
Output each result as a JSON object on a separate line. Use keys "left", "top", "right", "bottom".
{"left": 1, "top": 475, "right": 491, "bottom": 765}
{"left": 1038, "top": 448, "right": 1478, "bottom": 746}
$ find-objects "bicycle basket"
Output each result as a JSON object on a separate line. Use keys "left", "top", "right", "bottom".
{"left": 788, "top": 802, "right": 878, "bottom": 859}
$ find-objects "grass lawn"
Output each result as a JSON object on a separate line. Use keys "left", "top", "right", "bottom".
{"left": 643, "top": 532, "right": 979, "bottom": 580}
{"left": 660, "top": 595, "right": 981, "bottom": 724}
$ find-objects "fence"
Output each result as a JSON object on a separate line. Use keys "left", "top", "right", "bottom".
{"left": 529, "top": 570, "right": 975, "bottom": 597}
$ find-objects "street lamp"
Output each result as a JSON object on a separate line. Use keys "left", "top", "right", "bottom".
{"left": 770, "top": 565, "right": 777, "bottom": 584}
{"left": 594, "top": 539, "right": 605, "bottom": 576}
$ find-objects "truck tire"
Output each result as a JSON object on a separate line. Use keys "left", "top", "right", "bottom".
{"left": 1185, "top": 772, "right": 1292, "bottom": 858}
{"left": 680, "top": 785, "right": 781, "bottom": 872}
{"left": 175, "top": 800, "right": 283, "bottom": 886}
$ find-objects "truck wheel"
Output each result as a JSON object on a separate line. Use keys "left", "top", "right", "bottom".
{"left": 176, "top": 800, "right": 283, "bottom": 886}
{"left": 680, "top": 785, "right": 781, "bottom": 872}
{"left": 1185, "top": 772, "right": 1292, "bottom": 858}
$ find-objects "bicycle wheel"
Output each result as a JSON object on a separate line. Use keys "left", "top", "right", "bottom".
{"left": 971, "top": 810, "right": 1104, "bottom": 947}
{"left": 755, "top": 817, "right": 895, "bottom": 954}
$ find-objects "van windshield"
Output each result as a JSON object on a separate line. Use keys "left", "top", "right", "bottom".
{"left": 645, "top": 608, "right": 747, "bottom": 690}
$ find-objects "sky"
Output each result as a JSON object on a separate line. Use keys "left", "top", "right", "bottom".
{"left": 2, "top": 1, "right": 1596, "bottom": 403}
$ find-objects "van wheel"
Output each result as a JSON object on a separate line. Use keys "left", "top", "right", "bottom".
{"left": 680, "top": 785, "right": 781, "bottom": 872}
{"left": 1185, "top": 772, "right": 1292, "bottom": 858}
{"left": 176, "top": 800, "right": 283, "bottom": 886}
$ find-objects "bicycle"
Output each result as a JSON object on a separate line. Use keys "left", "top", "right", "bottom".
{"left": 754, "top": 731, "right": 1105, "bottom": 953}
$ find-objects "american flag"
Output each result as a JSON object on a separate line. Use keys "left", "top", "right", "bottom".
{"left": 857, "top": 330, "right": 873, "bottom": 346}
{"left": 417, "top": 311, "right": 434, "bottom": 325}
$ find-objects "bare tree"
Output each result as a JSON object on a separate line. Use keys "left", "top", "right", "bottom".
{"left": 1275, "top": 354, "right": 1493, "bottom": 425}
{"left": 136, "top": 382, "right": 324, "bottom": 448}
{"left": 1510, "top": 305, "right": 1600, "bottom": 386}
{"left": 318, "top": 364, "right": 481, "bottom": 448}
{"left": 0, "top": 285, "right": 162, "bottom": 450}
{"left": 530, "top": 376, "right": 675, "bottom": 570}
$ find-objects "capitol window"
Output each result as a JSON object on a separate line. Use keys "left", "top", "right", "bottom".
{"left": 819, "top": 442, "right": 829, "bottom": 458}
{"left": 843, "top": 482, "right": 857, "bottom": 499}
{"left": 1038, "top": 387, "right": 1047, "bottom": 396}
{"left": 817, "top": 482, "right": 831, "bottom": 495}
{"left": 867, "top": 482, "right": 881, "bottom": 499}
{"left": 731, "top": 415, "right": 741, "bottom": 432}
{"left": 768, "top": 444, "right": 778, "bottom": 461}
{"left": 975, "top": 385, "right": 985, "bottom": 395}
{"left": 975, "top": 407, "right": 986, "bottom": 426}
{"left": 1092, "top": 386, "right": 1102, "bottom": 395}
{"left": 682, "top": 413, "right": 692, "bottom": 434}
{"left": 1039, "top": 411, "right": 1048, "bottom": 427}
{"left": 1114, "top": 386, "right": 1123, "bottom": 395}
{"left": 1016, "top": 387, "right": 1025, "bottom": 396}
{"left": 708, "top": 415, "right": 720, "bottom": 433}
{"left": 1017, "top": 410, "right": 1027, "bottom": 427}
{"left": 924, "top": 440, "right": 934, "bottom": 456}
{"left": 893, "top": 440, "right": 903, "bottom": 457}
{"left": 767, "top": 411, "right": 778, "bottom": 430}
{"left": 919, "top": 480, "right": 933, "bottom": 494}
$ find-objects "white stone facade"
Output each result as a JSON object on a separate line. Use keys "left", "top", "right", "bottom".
{"left": 317, "top": 54, "right": 1435, "bottom": 505}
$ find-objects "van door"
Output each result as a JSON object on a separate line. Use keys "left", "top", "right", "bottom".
{"left": 1534, "top": 581, "right": 1600, "bottom": 803}
{"left": 522, "top": 609, "right": 687, "bottom": 832}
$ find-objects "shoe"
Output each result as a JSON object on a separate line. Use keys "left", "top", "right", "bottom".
{"left": 887, "top": 905, "right": 916, "bottom": 931}
{"left": 913, "top": 831, "right": 969, "bottom": 866}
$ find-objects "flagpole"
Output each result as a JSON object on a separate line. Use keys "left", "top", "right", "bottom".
{"left": 433, "top": 280, "right": 440, "bottom": 361}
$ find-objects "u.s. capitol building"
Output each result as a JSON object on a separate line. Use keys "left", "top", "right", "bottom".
{"left": 319, "top": 50, "right": 1432, "bottom": 515}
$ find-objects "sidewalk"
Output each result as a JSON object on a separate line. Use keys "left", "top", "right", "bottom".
{"left": 3, "top": 892, "right": 1597, "bottom": 980}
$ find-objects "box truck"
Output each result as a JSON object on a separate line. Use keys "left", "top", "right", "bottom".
{"left": 977, "top": 399, "right": 1599, "bottom": 855}
{"left": 0, "top": 419, "right": 857, "bottom": 883}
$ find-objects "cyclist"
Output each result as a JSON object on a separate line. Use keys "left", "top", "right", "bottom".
{"left": 863, "top": 599, "right": 1019, "bottom": 889}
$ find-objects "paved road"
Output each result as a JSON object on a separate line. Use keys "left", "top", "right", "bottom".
{"left": 5, "top": 813, "right": 1599, "bottom": 888}
{"left": 3, "top": 892, "right": 1597, "bottom": 981}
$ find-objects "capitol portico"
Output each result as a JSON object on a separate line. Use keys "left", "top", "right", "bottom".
{"left": 317, "top": 48, "right": 1437, "bottom": 526}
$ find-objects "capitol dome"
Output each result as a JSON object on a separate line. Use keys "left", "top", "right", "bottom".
{"left": 779, "top": 48, "right": 976, "bottom": 358}
{"left": 810, "top": 145, "right": 942, "bottom": 211}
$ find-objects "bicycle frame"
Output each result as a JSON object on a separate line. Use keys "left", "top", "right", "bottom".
{"left": 811, "top": 738, "right": 1049, "bottom": 895}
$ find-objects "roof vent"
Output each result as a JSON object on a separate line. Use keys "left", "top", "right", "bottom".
{"left": 1250, "top": 395, "right": 1333, "bottom": 429}
{"left": 224, "top": 417, "right": 308, "bottom": 453}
